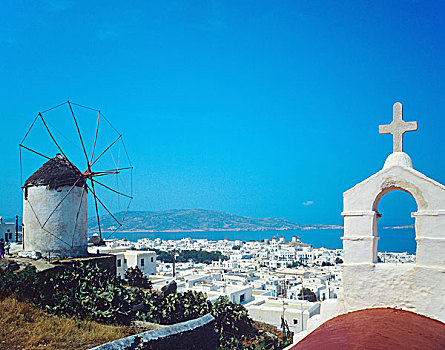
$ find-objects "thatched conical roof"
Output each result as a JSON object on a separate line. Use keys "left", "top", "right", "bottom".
{"left": 24, "top": 154, "right": 86, "bottom": 189}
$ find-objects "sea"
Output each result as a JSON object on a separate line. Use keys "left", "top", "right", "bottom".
{"left": 100, "top": 227, "right": 416, "bottom": 255}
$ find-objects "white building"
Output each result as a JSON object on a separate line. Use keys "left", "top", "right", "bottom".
{"left": 90, "top": 245, "right": 157, "bottom": 279}
{"left": 225, "top": 285, "right": 253, "bottom": 304}
{"left": 246, "top": 298, "right": 320, "bottom": 334}
{"left": 0, "top": 217, "right": 18, "bottom": 242}
{"left": 184, "top": 273, "right": 222, "bottom": 288}
{"left": 112, "top": 250, "right": 156, "bottom": 278}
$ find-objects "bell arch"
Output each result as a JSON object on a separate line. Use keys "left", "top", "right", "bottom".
{"left": 342, "top": 159, "right": 445, "bottom": 266}
{"left": 372, "top": 185, "right": 419, "bottom": 213}
{"left": 372, "top": 188, "right": 417, "bottom": 261}
{"left": 340, "top": 154, "right": 445, "bottom": 321}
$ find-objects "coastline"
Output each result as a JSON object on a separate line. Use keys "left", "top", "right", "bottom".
{"left": 90, "top": 226, "right": 344, "bottom": 233}
{"left": 88, "top": 227, "right": 416, "bottom": 254}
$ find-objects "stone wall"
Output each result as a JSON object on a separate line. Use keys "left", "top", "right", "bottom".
{"left": 89, "top": 314, "right": 217, "bottom": 350}
{"left": 8, "top": 254, "right": 117, "bottom": 277}
{"left": 60, "top": 254, "right": 117, "bottom": 276}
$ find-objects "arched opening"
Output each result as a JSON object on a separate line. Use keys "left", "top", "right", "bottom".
{"left": 375, "top": 190, "right": 417, "bottom": 263}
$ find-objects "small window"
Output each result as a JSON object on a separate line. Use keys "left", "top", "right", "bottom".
{"left": 240, "top": 294, "right": 245, "bottom": 303}
{"left": 124, "top": 259, "right": 127, "bottom": 264}
{"left": 293, "top": 319, "right": 298, "bottom": 325}
{"left": 151, "top": 257, "right": 153, "bottom": 262}
{"left": 117, "top": 259, "right": 121, "bottom": 267}
{"left": 141, "top": 258, "right": 145, "bottom": 266}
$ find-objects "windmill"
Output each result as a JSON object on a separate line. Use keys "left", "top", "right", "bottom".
{"left": 20, "top": 101, "right": 133, "bottom": 258}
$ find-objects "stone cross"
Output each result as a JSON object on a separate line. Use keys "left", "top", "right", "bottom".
{"left": 379, "top": 102, "right": 417, "bottom": 153}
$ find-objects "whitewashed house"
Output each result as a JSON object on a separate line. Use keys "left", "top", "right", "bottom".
{"left": 224, "top": 285, "right": 253, "bottom": 304}
{"left": 0, "top": 217, "right": 18, "bottom": 242}
{"left": 246, "top": 298, "right": 320, "bottom": 334}
{"left": 113, "top": 250, "right": 156, "bottom": 278}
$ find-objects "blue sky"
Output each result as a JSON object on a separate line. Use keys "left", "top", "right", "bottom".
{"left": 1, "top": 1, "right": 445, "bottom": 226}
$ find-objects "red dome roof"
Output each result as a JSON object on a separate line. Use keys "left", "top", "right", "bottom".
{"left": 290, "top": 308, "right": 445, "bottom": 350}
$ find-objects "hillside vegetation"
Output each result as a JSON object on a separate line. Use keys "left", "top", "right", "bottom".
{"left": 0, "top": 262, "right": 291, "bottom": 349}
{"left": 151, "top": 249, "right": 228, "bottom": 263}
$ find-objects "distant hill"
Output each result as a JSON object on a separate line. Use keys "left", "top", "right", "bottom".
{"left": 382, "top": 224, "right": 414, "bottom": 229}
{"left": 88, "top": 209, "right": 305, "bottom": 233}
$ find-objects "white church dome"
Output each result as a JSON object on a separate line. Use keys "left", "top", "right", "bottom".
{"left": 383, "top": 152, "right": 413, "bottom": 170}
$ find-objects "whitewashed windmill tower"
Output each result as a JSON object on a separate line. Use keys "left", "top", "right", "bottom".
{"left": 23, "top": 154, "right": 88, "bottom": 258}
{"left": 19, "top": 101, "right": 133, "bottom": 259}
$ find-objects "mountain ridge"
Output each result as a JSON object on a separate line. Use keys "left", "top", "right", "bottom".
{"left": 88, "top": 209, "right": 341, "bottom": 233}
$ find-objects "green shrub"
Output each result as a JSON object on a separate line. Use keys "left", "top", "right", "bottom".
{"left": 136, "top": 290, "right": 212, "bottom": 325}
{"left": 39, "top": 262, "right": 143, "bottom": 325}
{"left": 0, "top": 265, "right": 41, "bottom": 301}
{"left": 211, "top": 296, "right": 254, "bottom": 348}
{"left": 125, "top": 266, "right": 152, "bottom": 289}
{"left": 160, "top": 291, "right": 212, "bottom": 325}
{"left": 0, "top": 262, "right": 144, "bottom": 325}
{"left": 151, "top": 249, "right": 228, "bottom": 264}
